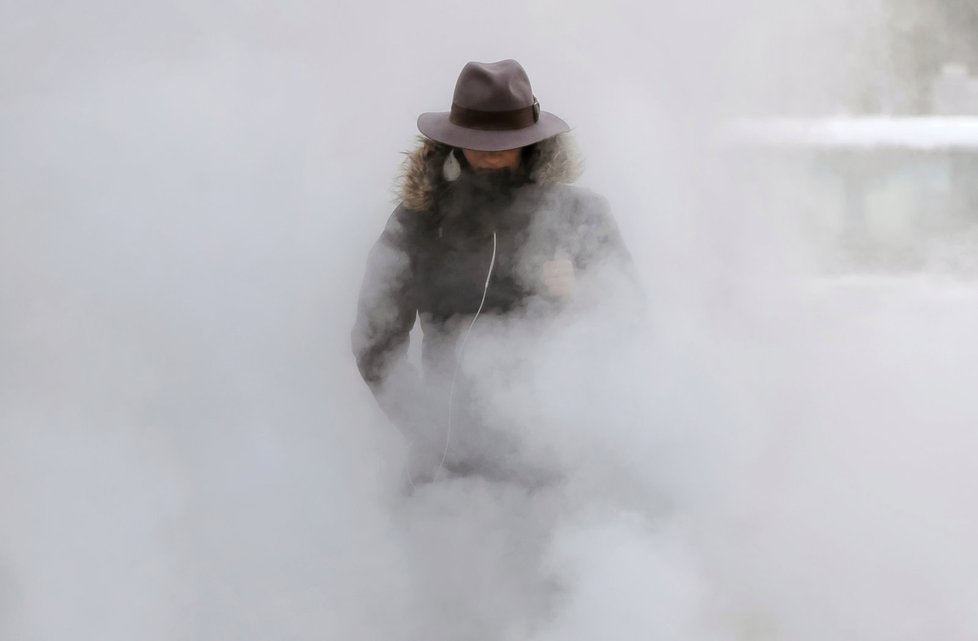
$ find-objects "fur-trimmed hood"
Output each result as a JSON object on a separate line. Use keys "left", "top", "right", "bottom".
{"left": 396, "top": 133, "right": 582, "bottom": 212}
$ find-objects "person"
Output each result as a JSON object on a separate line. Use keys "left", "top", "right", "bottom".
{"left": 352, "top": 59, "right": 632, "bottom": 484}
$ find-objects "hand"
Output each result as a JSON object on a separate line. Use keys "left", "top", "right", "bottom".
{"left": 542, "top": 256, "right": 576, "bottom": 300}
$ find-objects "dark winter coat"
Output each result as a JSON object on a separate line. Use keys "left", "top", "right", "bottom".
{"left": 351, "top": 134, "right": 631, "bottom": 419}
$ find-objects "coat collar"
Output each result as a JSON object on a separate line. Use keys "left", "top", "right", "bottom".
{"left": 397, "top": 133, "right": 582, "bottom": 212}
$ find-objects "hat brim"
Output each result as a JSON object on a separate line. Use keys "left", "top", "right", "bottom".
{"left": 417, "top": 111, "right": 570, "bottom": 151}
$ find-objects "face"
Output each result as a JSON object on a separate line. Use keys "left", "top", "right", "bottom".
{"left": 462, "top": 147, "right": 522, "bottom": 171}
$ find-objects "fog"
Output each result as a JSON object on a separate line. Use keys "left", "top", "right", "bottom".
{"left": 3, "top": 1, "right": 977, "bottom": 640}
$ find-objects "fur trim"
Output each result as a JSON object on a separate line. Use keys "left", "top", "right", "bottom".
{"left": 396, "top": 133, "right": 583, "bottom": 212}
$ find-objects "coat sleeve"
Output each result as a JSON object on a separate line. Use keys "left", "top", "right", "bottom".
{"left": 561, "top": 189, "right": 648, "bottom": 316}
{"left": 352, "top": 208, "right": 444, "bottom": 451}
{"left": 568, "top": 189, "right": 633, "bottom": 272}
{"left": 351, "top": 207, "right": 419, "bottom": 392}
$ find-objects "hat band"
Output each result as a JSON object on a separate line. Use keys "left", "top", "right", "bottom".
{"left": 449, "top": 100, "right": 541, "bottom": 131}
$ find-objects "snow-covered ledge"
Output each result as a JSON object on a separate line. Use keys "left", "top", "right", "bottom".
{"left": 727, "top": 116, "right": 978, "bottom": 150}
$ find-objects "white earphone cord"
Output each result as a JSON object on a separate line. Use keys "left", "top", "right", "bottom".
{"left": 437, "top": 231, "right": 497, "bottom": 477}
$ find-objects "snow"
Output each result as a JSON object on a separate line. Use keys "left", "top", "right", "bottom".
{"left": 730, "top": 116, "right": 978, "bottom": 150}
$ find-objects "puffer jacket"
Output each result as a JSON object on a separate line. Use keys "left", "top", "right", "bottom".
{"left": 351, "top": 134, "right": 631, "bottom": 413}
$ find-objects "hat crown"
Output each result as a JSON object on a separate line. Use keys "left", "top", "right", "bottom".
{"left": 452, "top": 60, "right": 534, "bottom": 112}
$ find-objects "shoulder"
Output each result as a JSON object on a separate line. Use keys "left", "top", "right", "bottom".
{"left": 376, "top": 203, "right": 436, "bottom": 251}
{"left": 382, "top": 204, "right": 418, "bottom": 235}
{"left": 539, "top": 184, "right": 613, "bottom": 225}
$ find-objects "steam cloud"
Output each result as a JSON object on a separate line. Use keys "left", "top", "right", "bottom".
{"left": 2, "top": 2, "right": 977, "bottom": 640}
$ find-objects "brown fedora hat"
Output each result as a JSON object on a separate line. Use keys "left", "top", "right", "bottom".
{"left": 417, "top": 59, "right": 570, "bottom": 152}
